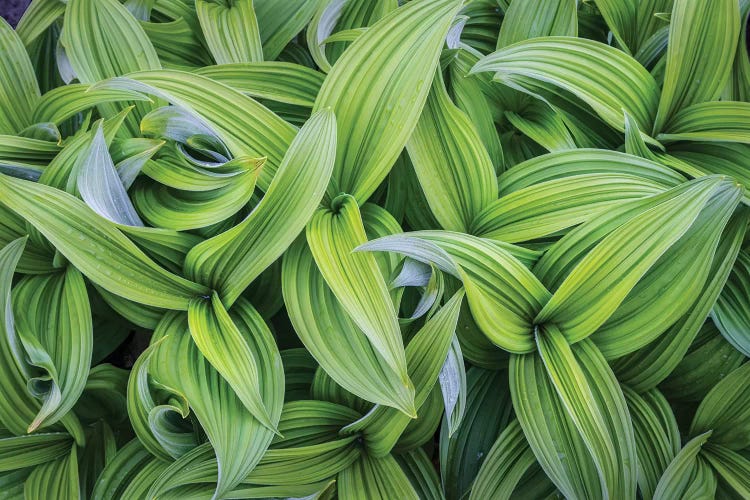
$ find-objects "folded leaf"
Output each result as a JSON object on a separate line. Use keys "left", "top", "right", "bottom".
{"left": 313, "top": 0, "right": 463, "bottom": 203}
{"left": 0, "top": 175, "right": 208, "bottom": 310}
{"left": 535, "top": 176, "right": 738, "bottom": 343}
{"left": 653, "top": 0, "right": 740, "bottom": 133}
{"left": 184, "top": 107, "right": 336, "bottom": 305}
{"left": 359, "top": 231, "right": 548, "bottom": 352}
{"left": 497, "top": 0, "right": 577, "bottom": 49}
{"left": 652, "top": 432, "right": 715, "bottom": 500}
{"left": 0, "top": 433, "right": 73, "bottom": 472}
{"left": 658, "top": 101, "right": 750, "bottom": 144}
{"left": 254, "top": 0, "right": 319, "bottom": 60}
{"left": 702, "top": 443, "right": 750, "bottom": 498}
{"left": 0, "top": 18, "right": 40, "bottom": 134}
{"left": 406, "top": 71, "right": 497, "bottom": 232}
{"left": 196, "top": 0, "right": 263, "bottom": 64}
{"left": 472, "top": 37, "right": 660, "bottom": 132}
{"left": 338, "top": 454, "right": 418, "bottom": 500}
{"left": 23, "top": 444, "right": 79, "bottom": 500}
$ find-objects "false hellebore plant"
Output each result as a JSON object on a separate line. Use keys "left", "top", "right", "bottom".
{"left": 0, "top": 0, "right": 749, "bottom": 498}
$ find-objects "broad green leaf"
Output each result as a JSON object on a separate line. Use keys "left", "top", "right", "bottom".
{"left": 149, "top": 301, "right": 283, "bottom": 499}
{"left": 338, "top": 454, "right": 418, "bottom": 500}
{"left": 652, "top": 432, "right": 715, "bottom": 500}
{"left": 15, "top": 0, "right": 66, "bottom": 47}
{"left": 690, "top": 362, "right": 750, "bottom": 451}
{"left": 624, "top": 388, "right": 680, "bottom": 500}
{"left": 511, "top": 347, "right": 602, "bottom": 499}
{"left": 653, "top": 0, "right": 740, "bottom": 133}
{"left": 32, "top": 85, "right": 149, "bottom": 125}
{"left": 127, "top": 339, "right": 198, "bottom": 462}
{"left": 469, "top": 420, "right": 538, "bottom": 500}
{"left": 590, "top": 0, "right": 638, "bottom": 53}
{"left": 184, "top": 108, "right": 336, "bottom": 305}
{"left": 440, "top": 368, "right": 513, "bottom": 500}
{"left": 360, "top": 231, "right": 548, "bottom": 353}
{"left": 474, "top": 173, "right": 667, "bottom": 244}
{"left": 195, "top": 62, "right": 324, "bottom": 106}
{"left": 92, "top": 70, "right": 296, "bottom": 190}
{"left": 535, "top": 328, "right": 637, "bottom": 499}
{"left": 661, "top": 322, "right": 746, "bottom": 403}
{"left": 712, "top": 250, "right": 750, "bottom": 356}
{"left": 0, "top": 175, "right": 207, "bottom": 310}
{"left": 188, "top": 291, "right": 277, "bottom": 433}
{"left": 504, "top": 101, "right": 577, "bottom": 152}
{"left": 535, "top": 176, "right": 738, "bottom": 343}
{"left": 702, "top": 444, "right": 750, "bottom": 498}
{"left": 0, "top": 18, "right": 40, "bottom": 134}
{"left": 91, "top": 440, "right": 169, "bottom": 500}
{"left": 23, "top": 445, "right": 79, "bottom": 500}
{"left": 472, "top": 37, "right": 660, "bottom": 132}
{"left": 406, "top": 71, "right": 497, "bottom": 232}
{"left": 340, "top": 290, "right": 464, "bottom": 456}
{"left": 497, "top": 149, "right": 684, "bottom": 196}
{"left": 496, "top": 0, "right": 577, "bottom": 49}
{"left": 307, "top": 194, "right": 412, "bottom": 410}
{"left": 196, "top": 0, "right": 263, "bottom": 64}
{"left": 12, "top": 266, "right": 92, "bottom": 432}
{"left": 591, "top": 180, "right": 741, "bottom": 358}
{"left": 254, "top": 0, "right": 319, "bottom": 60}
{"left": 61, "top": 0, "right": 160, "bottom": 133}
{"left": 612, "top": 208, "right": 747, "bottom": 391}
{"left": 0, "top": 433, "right": 72, "bottom": 472}
{"left": 658, "top": 101, "right": 750, "bottom": 144}
{"left": 448, "top": 46, "right": 504, "bottom": 171}
{"left": 142, "top": 17, "right": 214, "bottom": 69}
{"left": 283, "top": 234, "right": 414, "bottom": 418}
{"left": 393, "top": 448, "right": 443, "bottom": 500}
{"left": 313, "top": 0, "right": 463, "bottom": 203}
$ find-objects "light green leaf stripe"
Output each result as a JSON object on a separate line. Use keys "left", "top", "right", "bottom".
{"left": 0, "top": 17, "right": 40, "bottom": 134}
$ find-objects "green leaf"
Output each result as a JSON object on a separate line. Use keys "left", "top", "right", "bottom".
{"left": 590, "top": 0, "right": 638, "bottom": 53}
{"left": 307, "top": 194, "right": 413, "bottom": 410}
{"left": 469, "top": 419, "right": 538, "bottom": 500}
{"left": 496, "top": 0, "right": 577, "bottom": 49}
{"left": 339, "top": 454, "right": 418, "bottom": 500}
{"left": 0, "top": 433, "right": 73, "bottom": 472}
{"left": 652, "top": 432, "right": 715, "bottom": 500}
{"left": 702, "top": 443, "right": 750, "bottom": 498}
{"left": 92, "top": 70, "right": 296, "bottom": 190}
{"left": 12, "top": 266, "right": 92, "bottom": 432}
{"left": 624, "top": 388, "right": 680, "bottom": 500}
{"left": 393, "top": 448, "right": 444, "bottom": 500}
{"left": 127, "top": 338, "right": 199, "bottom": 462}
{"left": 534, "top": 328, "right": 637, "bottom": 499}
{"left": 0, "top": 175, "right": 208, "bottom": 310}
{"left": 196, "top": 0, "right": 263, "bottom": 64}
{"left": 439, "top": 367, "right": 513, "bottom": 500}
{"left": 184, "top": 107, "right": 337, "bottom": 305}
{"left": 0, "top": 18, "right": 40, "bottom": 134}
{"left": 658, "top": 101, "right": 750, "bottom": 144}
{"left": 149, "top": 302, "right": 283, "bottom": 498}
{"left": 360, "top": 231, "right": 548, "bottom": 353}
{"left": 15, "top": 0, "right": 66, "bottom": 47}
{"left": 188, "top": 292, "right": 277, "bottom": 433}
{"left": 23, "top": 444, "right": 79, "bottom": 500}
{"left": 91, "top": 439, "right": 169, "bottom": 500}
{"left": 712, "top": 250, "right": 750, "bottom": 356}
{"left": 472, "top": 37, "right": 660, "bottom": 132}
{"left": 690, "top": 362, "right": 750, "bottom": 451}
{"left": 439, "top": 335, "right": 466, "bottom": 438}
{"left": 406, "top": 71, "right": 497, "bottom": 232}
{"left": 254, "top": 0, "right": 319, "bottom": 60}
{"left": 653, "top": 0, "right": 741, "bottom": 133}
{"left": 535, "top": 176, "right": 739, "bottom": 344}
{"left": 340, "top": 290, "right": 464, "bottom": 457}
{"left": 474, "top": 173, "right": 668, "bottom": 244}
{"left": 313, "top": 0, "right": 463, "bottom": 203}
{"left": 195, "top": 62, "right": 324, "bottom": 107}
